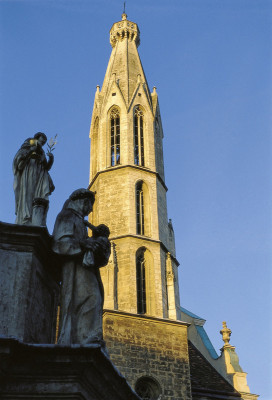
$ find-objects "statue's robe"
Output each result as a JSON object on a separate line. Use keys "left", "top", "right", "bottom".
{"left": 13, "top": 139, "right": 54, "bottom": 224}
{"left": 52, "top": 207, "right": 110, "bottom": 345}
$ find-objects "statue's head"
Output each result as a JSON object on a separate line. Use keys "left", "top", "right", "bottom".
{"left": 93, "top": 224, "right": 110, "bottom": 238}
{"left": 34, "top": 132, "right": 47, "bottom": 146}
{"left": 68, "top": 188, "right": 95, "bottom": 216}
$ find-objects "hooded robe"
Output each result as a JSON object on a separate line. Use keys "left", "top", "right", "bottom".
{"left": 52, "top": 205, "right": 110, "bottom": 345}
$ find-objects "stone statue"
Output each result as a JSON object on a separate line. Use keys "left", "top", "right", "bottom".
{"left": 13, "top": 132, "right": 55, "bottom": 225}
{"left": 52, "top": 188, "right": 111, "bottom": 345}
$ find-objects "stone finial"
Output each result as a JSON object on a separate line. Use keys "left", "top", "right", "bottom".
{"left": 110, "top": 16, "right": 140, "bottom": 48}
{"left": 220, "top": 321, "right": 232, "bottom": 347}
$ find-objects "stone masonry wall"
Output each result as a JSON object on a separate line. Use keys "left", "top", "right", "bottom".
{"left": 103, "top": 311, "right": 192, "bottom": 400}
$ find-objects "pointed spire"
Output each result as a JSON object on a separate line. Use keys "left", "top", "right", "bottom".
{"left": 100, "top": 13, "right": 153, "bottom": 106}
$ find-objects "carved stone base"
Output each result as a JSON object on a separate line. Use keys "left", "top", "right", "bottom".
{"left": 0, "top": 338, "right": 140, "bottom": 400}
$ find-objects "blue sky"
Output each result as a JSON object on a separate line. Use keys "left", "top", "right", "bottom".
{"left": 0, "top": 0, "right": 271, "bottom": 398}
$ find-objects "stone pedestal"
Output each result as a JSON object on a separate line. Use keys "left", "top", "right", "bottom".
{"left": 0, "top": 222, "right": 60, "bottom": 343}
{"left": 0, "top": 222, "right": 140, "bottom": 399}
{"left": 0, "top": 338, "right": 140, "bottom": 400}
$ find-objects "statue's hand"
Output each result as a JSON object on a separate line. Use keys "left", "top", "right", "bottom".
{"left": 80, "top": 239, "right": 93, "bottom": 250}
{"left": 80, "top": 239, "right": 99, "bottom": 252}
{"left": 83, "top": 220, "right": 95, "bottom": 230}
{"left": 46, "top": 152, "right": 54, "bottom": 170}
{"left": 79, "top": 239, "right": 88, "bottom": 250}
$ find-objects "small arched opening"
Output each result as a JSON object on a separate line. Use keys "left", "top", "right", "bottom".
{"left": 135, "top": 376, "right": 162, "bottom": 400}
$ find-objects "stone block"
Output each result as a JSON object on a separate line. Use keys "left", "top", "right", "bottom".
{"left": 0, "top": 222, "right": 60, "bottom": 344}
{"left": 0, "top": 337, "right": 140, "bottom": 399}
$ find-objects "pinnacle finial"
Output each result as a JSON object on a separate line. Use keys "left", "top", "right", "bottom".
{"left": 110, "top": 11, "right": 140, "bottom": 48}
{"left": 220, "top": 321, "right": 232, "bottom": 347}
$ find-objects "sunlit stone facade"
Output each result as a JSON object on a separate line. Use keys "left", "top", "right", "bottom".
{"left": 89, "top": 12, "right": 181, "bottom": 322}
{"left": 88, "top": 13, "right": 258, "bottom": 400}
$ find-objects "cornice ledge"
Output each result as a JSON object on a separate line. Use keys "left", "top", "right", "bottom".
{"left": 108, "top": 234, "right": 179, "bottom": 266}
{"left": 103, "top": 309, "right": 190, "bottom": 327}
{"left": 88, "top": 164, "right": 168, "bottom": 191}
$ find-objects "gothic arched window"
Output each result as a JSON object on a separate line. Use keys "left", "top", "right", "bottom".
{"left": 136, "top": 181, "right": 144, "bottom": 235}
{"left": 136, "top": 250, "right": 146, "bottom": 314}
{"left": 134, "top": 106, "right": 144, "bottom": 166}
{"left": 110, "top": 107, "right": 120, "bottom": 166}
{"left": 91, "top": 117, "right": 99, "bottom": 177}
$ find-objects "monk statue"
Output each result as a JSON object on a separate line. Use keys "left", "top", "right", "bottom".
{"left": 13, "top": 132, "right": 55, "bottom": 225}
{"left": 52, "top": 188, "right": 111, "bottom": 345}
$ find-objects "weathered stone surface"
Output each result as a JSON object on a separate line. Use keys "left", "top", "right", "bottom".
{"left": 0, "top": 222, "right": 59, "bottom": 343}
{"left": 13, "top": 132, "right": 55, "bottom": 226}
{"left": 32, "top": 197, "right": 49, "bottom": 226}
{"left": 103, "top": 310, "right": 192, "bottom": 400}
{"left": 0, "top": 337, "right": 140, "bottom": 400}
{"left": 52, "top": 188, "right": 110, "bottom": 345}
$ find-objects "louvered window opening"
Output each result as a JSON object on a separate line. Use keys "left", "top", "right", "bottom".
{"left": 136, "top": 253, "right": 146, "bottom": 314}
{"left": 136, "top": 184, "right": 144, "bottom": 235}
{"left": 110, "top": 108, "right": 120, "bottom": 166}
{"left": 134, "top": 107, "right": 144, "bottom": 166}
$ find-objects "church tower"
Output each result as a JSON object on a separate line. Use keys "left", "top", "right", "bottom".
{"left": 89, "top": 12, "right": 181, "bottom": 322}
{"left": 88, "top": 13, "right": 258, "bottom": 400}
{"left": 88, "top": 12, "right": 193, "bottom": 399}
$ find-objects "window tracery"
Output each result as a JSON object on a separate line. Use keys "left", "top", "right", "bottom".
{"left": 135, "top": 377, "right": 162, "bottom": 400}
{"left": 136, "top": 250, "right": 146, "bottom": 314}
{"left": 134, "top": 106, "right": 144, "bottom": 166}
{"left": 136, "top": 181, "right": 144, "bottom": 235}
{"left": 110, "top": 107, "right": 120, "bottom": 166}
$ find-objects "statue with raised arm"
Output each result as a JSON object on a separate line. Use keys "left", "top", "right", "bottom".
{"left": 13, "top": 132, "right": 55, "bottom": 225}
{"left": 52, "top": 188, "right": 111, "bottom": 345}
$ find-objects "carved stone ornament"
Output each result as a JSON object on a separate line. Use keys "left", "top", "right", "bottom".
{"left": 220, "top": 321, "right": 232, "bottom": 347}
